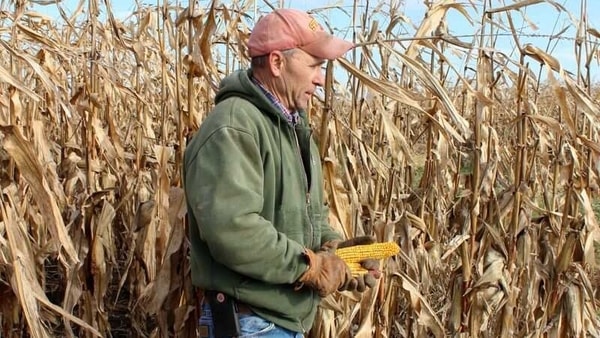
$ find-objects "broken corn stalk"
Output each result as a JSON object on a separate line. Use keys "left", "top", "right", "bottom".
{"left": 336, "top": 242, "right": 400, "bottom": 275}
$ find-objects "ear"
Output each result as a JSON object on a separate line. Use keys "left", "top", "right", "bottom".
{"left": 268, "top": 51, "right": 285, "bottom": 77}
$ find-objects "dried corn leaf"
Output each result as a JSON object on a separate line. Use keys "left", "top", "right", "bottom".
{"left": 2, "top": 194, "right": 50, "bottom": 338}
{"left": 587, "top": 27, "right": 600, "bottom": 38}
{"left": 323, "top": 158, "right": 352, "bottom": 237}
{"left": 380, "top": 104, "right": 414, "bottom": 164}
{"left": 468, "top": 252, "right": 506, "bottom": 293}
{"left": 397, "top": 273, "right": 444, "bottom": 338}
{"left": 16, "top": 23, "right": 62, "bottom": 50}
{"left": 34, "top": 292, "right": 102, "bottom": 337}
{"left": 487, "top": 0, "right": 547, "bottom": 13}
{"left": 154, "top": 146, "right": 173, "bottom": 257}
{"left": 91, "top": 201, "right": 115, "bottom": 302}
{"left": 405, "top": 210, "right": 428, "bottom": 235}
{"left": 499, "top": 286, "right": 519, "bottom": 338}
{"left": 527, "top": 114, "right": 563, "bottom": 134}
{"left": 578, "top": 136, "right": 600, "bottom": 157}
{"left": 192, "top": 0, "right": 219, "bottom": 89}
{"left": 584, "top": 228, "right": 600, "bottom": 269}
{"left": 575, "top": 189, "right": 599, "bottom": 231}
{"left": 0, "top": 63, "right": 41, "bottom": 101}
{"left": 389, "top": 46, "right": 471, "bottom": 142}
{"left": 8, "top": 87, "right": 22, "bottom": 125}
{"left": 546, "top": 69, "right": 577, "bottom": 139}
{"left": 139, "top": 188, "right": 186, "bottom": 314}
{"left": 1, "top": 125, "right": 78, "bottom": 266}
{"left": 564, "top": 284, "right": 583, "bottom": 336}
{"left": 556, "top": 232, "right": 577, "bottom": 275}
{"left": 0, "top": 40, "right": 59, "bottom": 98}
{"left": 442, "top": 234, "right": 470, "bottom": 260}
{"left": 318, "top": 308, "right": 337, "bottom": 338}
{"left": 354, "top": 288, "right": 378, "bottom": 338}
{"left": 406, "top": 0, "right": 472, "bottom": 58}
{"left": 137, "top": 8, "right": 156, "bottom": 37}
{"left": 3, "top": 191, "right": 98, "bottom": 338}
{"left": 523, "top": 44, "right": 562, "bottom": 73}
{"left": 32, "top": 120, "right": 67, "bottom": 207}
{"left": 447, "top": 273, "right": 463, "bottom": 333}
{"left": 564, "top": 76, "right": 600, "bottom": 126}
{"left": 337, "top": 57, "right": 423, "bottom": 111}
{"left": 92, "top": 116, "right": 122, "bottom": 169}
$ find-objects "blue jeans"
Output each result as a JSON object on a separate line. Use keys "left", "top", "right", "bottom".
{"left": 199, "top": 302, "right": 304, "bottom": 338}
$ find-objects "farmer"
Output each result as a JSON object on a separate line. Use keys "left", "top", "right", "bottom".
{"left": 183, "top": 8, "right": 380, "bottom": 337}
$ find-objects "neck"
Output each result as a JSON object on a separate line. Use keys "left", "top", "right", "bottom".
{"left": 252, "top": 69, "right": 292, "bottom": 111}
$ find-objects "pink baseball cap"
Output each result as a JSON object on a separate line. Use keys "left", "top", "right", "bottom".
{"left": 247, "top": 9, "right": 354, "bottom": 60}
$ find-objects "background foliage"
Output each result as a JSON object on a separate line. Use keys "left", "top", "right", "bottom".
{"left": 1, "top": 0, "right": 600, "bottom": 337}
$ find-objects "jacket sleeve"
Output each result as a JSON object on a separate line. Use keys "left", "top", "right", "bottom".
{"left": 185, "top": 126, "right": 308, "bottom": 284}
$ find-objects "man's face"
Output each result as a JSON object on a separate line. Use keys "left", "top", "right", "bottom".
{"left": 278, "top": 49, "right": 326, "bottom": 111}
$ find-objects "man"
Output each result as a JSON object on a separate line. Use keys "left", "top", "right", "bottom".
{"left": 183, "top": 8, "right": 380, "bottom": 337}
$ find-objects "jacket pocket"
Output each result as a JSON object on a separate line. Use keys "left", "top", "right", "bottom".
{"left": 239, "top": 314, "right": 276, "bottom": 337}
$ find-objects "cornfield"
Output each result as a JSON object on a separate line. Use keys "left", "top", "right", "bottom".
{"left": 1, "top": 0, "right": 599, "bottom": 337}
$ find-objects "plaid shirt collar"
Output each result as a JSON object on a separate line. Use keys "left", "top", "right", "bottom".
{"left": 251, "top": 76, "right": 299, "bottom": 126}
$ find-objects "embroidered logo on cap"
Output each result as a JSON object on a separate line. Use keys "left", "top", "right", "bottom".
{"left": 308, "top": 18, "right": 320, "bottom": 31}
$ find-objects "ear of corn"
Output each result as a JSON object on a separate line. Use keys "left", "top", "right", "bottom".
{"left": 346, "top": 262, "right": 368, "bottom": 276}
{"left": 336, "top": 242, "right": 400, "bottom": 275}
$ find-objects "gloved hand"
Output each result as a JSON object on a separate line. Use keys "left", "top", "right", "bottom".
{"left": 297, "top": 249, "right": 352, "bottom": 297}
{"left": 321, "top": 235, "right": 382, "bottom": 292}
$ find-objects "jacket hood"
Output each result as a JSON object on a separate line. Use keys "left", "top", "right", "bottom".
{"left": 215, "top": 69, "right": 283, "bottom": 122}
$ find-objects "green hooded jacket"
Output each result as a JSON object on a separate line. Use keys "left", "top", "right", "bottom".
{"left": 183, "top": 69, "right": 342, "bottom": 333}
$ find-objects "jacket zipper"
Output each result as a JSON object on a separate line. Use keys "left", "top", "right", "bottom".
{"left": 292, "top": 126, "right": 319, "bottom": 329}
{"left": 292, "top": 128, "right": 313, "bottom": 248}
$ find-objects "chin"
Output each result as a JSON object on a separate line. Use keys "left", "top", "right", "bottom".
{"left": 296, "top": 102, "right": 309, "bottom": 111}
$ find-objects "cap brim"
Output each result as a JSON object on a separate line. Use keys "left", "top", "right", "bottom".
{"left": 300, "top": 32, "right": 354, "bottom": 60}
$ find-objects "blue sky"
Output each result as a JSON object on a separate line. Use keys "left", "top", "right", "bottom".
{"left": 31, "top": 0, "right": 599, "bottom": 82}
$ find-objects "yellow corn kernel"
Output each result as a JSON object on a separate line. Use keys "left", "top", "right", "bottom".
{"left": 346, "top": 262, "right": 368, "bottom": 276}
{"left": 336, "top": 242, "right": 400, "bottom": 265}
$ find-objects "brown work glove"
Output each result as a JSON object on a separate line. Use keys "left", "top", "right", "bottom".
{"left": 321, "top": 235, "right": 382, "bottom": 292}
{"left": 297, "top": 249, "right": 352, "bottom": 297}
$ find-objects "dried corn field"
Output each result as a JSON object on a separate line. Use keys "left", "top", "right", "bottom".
{"left": 1, "top": 0, "right": 600, "bottom": 337}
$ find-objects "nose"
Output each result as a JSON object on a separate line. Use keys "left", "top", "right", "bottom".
{"left": 314, "top": 68, "right": 325, "bottom": 87}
